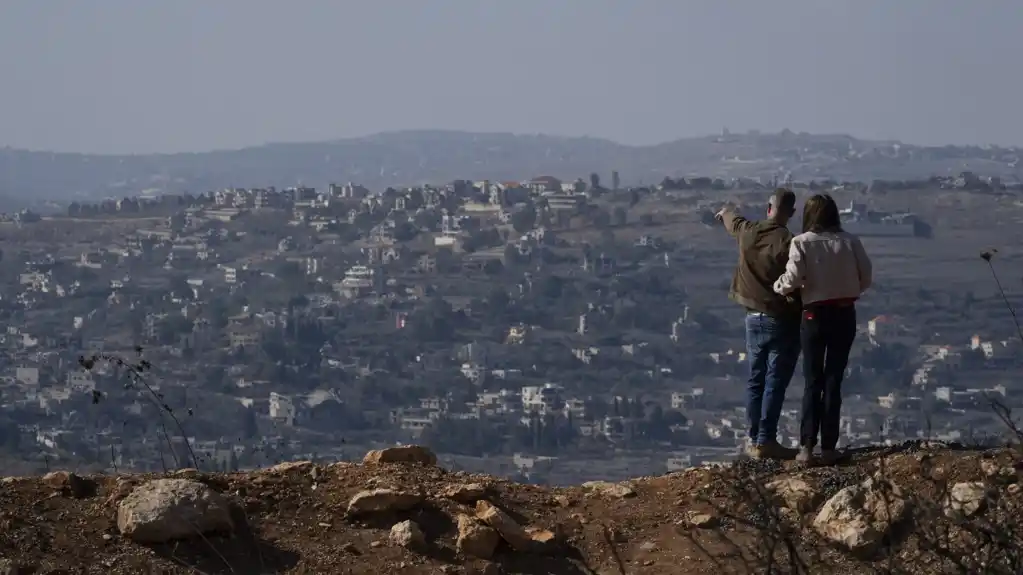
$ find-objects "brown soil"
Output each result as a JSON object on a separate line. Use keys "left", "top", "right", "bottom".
{"left": 0, "top": 442, "right": 1020, "bottom": 574}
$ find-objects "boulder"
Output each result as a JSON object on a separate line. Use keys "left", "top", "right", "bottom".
{"left": 347, "top": 489, "right": 424, "bottom": 516}
{"left": 389, "top": 520, "right": 426, "bottom": 549}
{"left": 686, "top": 511, "right": 719, "bottom": 529}
{"left": 944, "top": 482, "right": 991, "bottom": 519}
{"left": 456, "top": 514, "right": 501, "bottom": 559}
{"left": 116, "top": 478, "right": 235, "bottom": 543}
{"left": 475, "top": 500, "right": 532, "bottom": 551}
{"left": 440, "top": 483, "right": 488, "bottom": 504}
{"left": 363, "top": 445, "right": 437, "bottom": 466}
{"left": 766, "top": 476, "right": 823, "bottom": 513}
{"left": 43, "top": 470, "right": 96, "bottom": 499}
{"left": 813, "top": 478, "right": 909, "bottom": 554}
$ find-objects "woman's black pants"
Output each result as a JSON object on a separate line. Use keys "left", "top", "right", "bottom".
{"left": 799, "top": 304, "right": 857, "bottom": 450}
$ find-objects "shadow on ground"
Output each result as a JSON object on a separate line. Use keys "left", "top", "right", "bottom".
{"left": 492, "top": 546, "right": 598, "bottom": 575}
{"left": 146, "top": 508, "right": 300, "bottom": 574}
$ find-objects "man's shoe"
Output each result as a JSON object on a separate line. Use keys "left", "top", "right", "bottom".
{"left": 751, "top": 441, "right": 797, "bottom": 460}
{"left": 795, "top": 447, "right": 814, "bottom": 464}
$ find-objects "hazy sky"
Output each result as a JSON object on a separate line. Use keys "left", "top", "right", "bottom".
{"left": 1, "top": 0, "right": 1020, "bottom": 154}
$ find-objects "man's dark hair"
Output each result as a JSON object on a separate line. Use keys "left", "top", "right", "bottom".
{"left": 802, "top": 193, "right": 843, "bottom": 234}
{"left": 769, "top": 188, "right": 796, "bottom": 216}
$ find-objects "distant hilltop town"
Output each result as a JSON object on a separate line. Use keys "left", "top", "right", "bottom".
{"left": 5, "top": 168, "right": 1006, "bottom": 228}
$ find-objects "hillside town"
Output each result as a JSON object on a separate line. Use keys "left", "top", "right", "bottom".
{"left": 0, "top": 172, "right": 1021, "bottom": 483}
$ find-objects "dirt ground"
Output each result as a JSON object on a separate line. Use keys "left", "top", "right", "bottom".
{"left": 0, "top": 442, "right": 1020, "bottom": 574}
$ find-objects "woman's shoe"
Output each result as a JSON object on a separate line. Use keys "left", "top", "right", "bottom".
{"left": 820, "top": 449, "right": 842, "bottom": 465}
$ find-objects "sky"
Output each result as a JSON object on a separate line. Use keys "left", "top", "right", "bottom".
{"left": 1, "top": 0, "right": 1020, "bottom": 154}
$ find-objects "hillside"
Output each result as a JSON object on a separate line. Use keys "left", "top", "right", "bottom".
{"left": 0, "top": 443, "right": 1020, "bottom": 574}
{"left": 2, "top": 130, "right": 1021, "bottom": 203}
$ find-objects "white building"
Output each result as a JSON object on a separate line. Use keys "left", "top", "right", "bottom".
{"left": 269, "top": 392, "right": 296, "bottom": 426}
{"left": 521, "top": 383, "right": 563, "bottom": 415}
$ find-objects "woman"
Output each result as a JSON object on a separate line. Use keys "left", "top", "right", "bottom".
{"left": 774, "top": 194, "right": 872, "bottom": 465}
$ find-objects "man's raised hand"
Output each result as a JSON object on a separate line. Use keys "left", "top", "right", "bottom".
{"left": 714, "top": 203, "right": 735, "bottom": 222}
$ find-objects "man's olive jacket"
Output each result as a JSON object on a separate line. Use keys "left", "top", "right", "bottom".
{"left": 720, "top": 211, "right": 801, "bottom": 319}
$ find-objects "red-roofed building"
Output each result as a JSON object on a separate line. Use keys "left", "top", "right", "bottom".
{"left": 528, "top": 176, "right": 562, "bottom": 194}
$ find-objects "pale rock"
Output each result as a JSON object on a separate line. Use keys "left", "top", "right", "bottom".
{"left": 944, "top": 482, "right": 991, "bottom": 519}
{"left": 980, "top": 459, "right": 999, "bottom": 477}
{"left": 525, "top": 526, "right": 559, "bottom": 552}
{"left": 456, "top": 513, "right": 500, "bottom": 559}
{"left": 389, "top": 520, "right": 425, "bottom": 549}
{"left": 813, "top": 477, "right": 909, "bottom": 554}
{"left": 116, "top": 478, "right": 235, "bottom": 543}
{"left": 105, "top": 478, "right": 138, "bottom": 507}
{"left": 440, "top": 483, "right": 487, "bottom": 504}
{"left": 475, "top": 500, "right": 533, "bottom": 551}
{"left": 346, "top": 489, "right": 423, "bottom": 516}
{"left": 267, "top": 460, "right": 314, "bottom": 474}
{"left": 687, "top": 511, "right": 719, "bottom": 529}
{"left": 363, "top": 445, "right": 437, "bottom": 466}
{"left": 980, "top": 460, "right": 1016, "bottom": 484}
{"left": 766, "top": 476, "right": 823, "bottom": 513}
{"left": 581, "top": 480, "right": 636, "bottom": 499}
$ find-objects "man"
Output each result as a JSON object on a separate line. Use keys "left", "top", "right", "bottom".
{"left": 715, "top": 188, "right": 801, "bottom": 460}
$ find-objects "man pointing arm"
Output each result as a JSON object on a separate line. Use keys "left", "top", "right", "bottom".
{"left": 716, "top": 189, "right": 801, "bottom": 460}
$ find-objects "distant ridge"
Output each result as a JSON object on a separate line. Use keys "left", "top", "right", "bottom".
{"left": 1, "top": 130, "right": 1020, "bottom": 202}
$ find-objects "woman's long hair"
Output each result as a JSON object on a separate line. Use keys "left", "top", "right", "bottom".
{"left": 802, "top": 194, "right": 843, "bottom": 234}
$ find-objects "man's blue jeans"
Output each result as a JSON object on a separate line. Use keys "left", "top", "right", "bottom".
{"left": 745, "top": 312, "right": 801, "bottom": 445}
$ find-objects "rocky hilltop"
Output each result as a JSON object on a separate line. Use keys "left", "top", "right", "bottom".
{"left": 0, "top": 442, "right": 1020, "bottom": 574}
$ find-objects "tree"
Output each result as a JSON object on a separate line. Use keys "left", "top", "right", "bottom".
{"left": 206, "top": 298, "right": 229, "bottom": 330}
{"left": 538, "top": 275, "right": 564, "bottom": 299}
{"left": 393, "top": 222, "right": 418, "bottom": 242}
{"left": 241, "top": 408, "right": 258, "bottom": 439}
{"left": 613, "top": 207, "right": 628, "bottom": 227}
{"left": 486, "top": 287, "right": 510, "bottom": 315}
{"left": 511, "top": 206, "right": 537, "bottom": 234}
{"left": 483, "top": 259, "right": 504, "bottom": 276}
{"left": 275, "top": 260, "right": 304, "bottom": 281}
